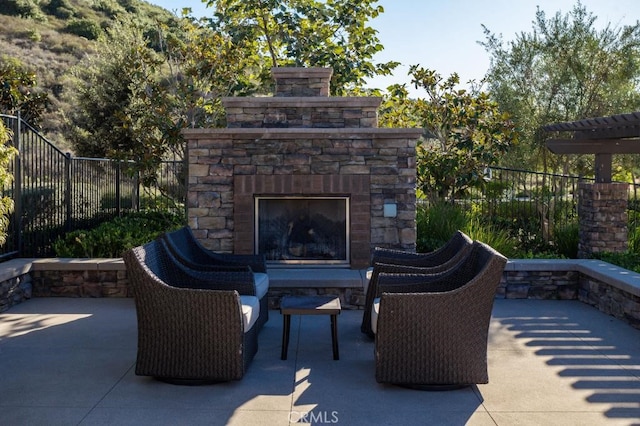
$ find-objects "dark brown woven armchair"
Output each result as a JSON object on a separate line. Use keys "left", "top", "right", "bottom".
{"left": 160, "top": 230, "right": 270, "bottom": 330}
{"left": 123, "top": 240, "right": 259, "bottom": 383}
{"left": 372, "top": 241, "right": 507, "bottom": 388}
{"left": 361, "top": 231, "right": 473, "bottom": 337}
{"left": 162, "top": 226, "right": 267, "bottom": 273}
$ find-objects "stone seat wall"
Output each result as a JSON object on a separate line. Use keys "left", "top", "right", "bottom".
{"left": 1, "top": 258, "right": 639, "bottom": 329}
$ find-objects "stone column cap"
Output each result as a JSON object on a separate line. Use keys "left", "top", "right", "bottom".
{"left": 271, "top": 67, "right": 333, "bottom": 79}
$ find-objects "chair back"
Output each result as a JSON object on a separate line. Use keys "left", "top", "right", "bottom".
{"left": 372, "top": 230, "right": 472, "bottom": 267}
{"left": 162, "top": 226, "right": 213, "bottom": 265}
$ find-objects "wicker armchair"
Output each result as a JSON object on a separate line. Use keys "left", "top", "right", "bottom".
{"left": 159, "top": 232, "right": 270, "bottom": 330}
{"left": 371, "top": 230, "right": 472, "bottom": 267}
{"left": 373, "top": 241, "right": 507, "bottom": 388}
{"left": 162, "top": 226, "right": 267, "bottom": 273}
{"left": 123, "top": 240, "right": 259, "bottom": 384}
{"left": 361, "top": 231, "right": 473, "bottom": 337}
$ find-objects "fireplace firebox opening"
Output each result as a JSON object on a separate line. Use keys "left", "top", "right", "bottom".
{"left": 255, "top": 196, "right": 350, "bottom": 265}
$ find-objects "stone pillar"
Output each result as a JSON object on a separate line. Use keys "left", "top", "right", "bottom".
{"left": 272, "top": 67, "right": 333, "bottom": 97}
{"left": 578, "top": 182, "right": 628, "bottom": 258}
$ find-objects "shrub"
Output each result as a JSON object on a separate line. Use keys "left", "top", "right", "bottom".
{"left": 53, "top": 211, "right": 184, "bottom": 257}
{"left": 416, "top": 201, "right": 466, "bottom": 252}
{"left": 0, "top": 0, "right": 45, "bottom": 20}
{"left": 463, "top": 216, "right": 519, "bottom": 258}
{"left": 593, "top": 251, "right": 640, "bottom": 273}
{"left": 0, "top": 122, "right": 18, "bottom": 246}
{"left": 92, "top": 0, "right": 125, "bottom": 18}
{"left": 65, "top": 18, "right": 102, "bottom": 40}
{"left": 553, "top": 220, "right": 579, "bottom": 259}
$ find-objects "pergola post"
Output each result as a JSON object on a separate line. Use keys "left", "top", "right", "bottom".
{"left": 578, "top": 182, "right": 628, "bottom": 258}
{"left": 544, "top": 112, "right": 640, "bottom": 258}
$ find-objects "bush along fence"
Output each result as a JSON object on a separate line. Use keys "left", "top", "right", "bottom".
{"left": 0, "top": 114, "right": 185, "bottom": 258}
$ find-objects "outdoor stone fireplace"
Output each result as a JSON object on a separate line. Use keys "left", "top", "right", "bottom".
{"left": 183, "top": 67, "right": 422, "bottom": 269}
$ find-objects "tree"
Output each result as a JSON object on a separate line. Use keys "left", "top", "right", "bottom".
{"left": 481, "top": 1, "right": 640, "bottom": 174}
{"left": 203, "top": 0, "right": 398, "bottom": 95}
{"left": 0, "top": 56, "right": 49, "bottom": 127}
{"left": 401, "top": 67, "right": 516, "bottom": 202}
{"left": 66, "top": 17, "right": 246, "bottom": 191}
{"left": 0, "top": 121, "right": 18, "bottom": 246}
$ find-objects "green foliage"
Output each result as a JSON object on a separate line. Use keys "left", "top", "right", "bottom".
{"left": 416, "top": 201, "right": 466, "bottom": 252}
{"left": 415, "top": 200, "right": 519, "bottom": 257}
{"left": 65, "top": 18, "right": 102, "bottom": 40}
{"left": 407, "top": 68, "right": 517, "bottom": 202}
{"left": 93, "top": 0, "right": 126, "bottom": 18}
{"left": 593, "top": 251, "right": 640, "bottom": 273}
{"left": 204, "top": 0, "right": 399, "bottom": 95}
{"left": 68, "top": 17, "right": 245, "bottom": 190}
{"left": 0, "top": 55, "right": 49, "bottom": 127}
{"left": 0, "top": 121, "right": 18, "bottom": 246}
{"left": 26, "top": 28, "right": 41, "bottom": 41}
{"left": 99, "top": 190, "right": 184, "bottom": 212}
{"left": 463, "top": 216, "right": 519, "bottom": 258}
{"left": 53, "top": 211, "right": 185, "bottom": 258}
{"left": 552, "top": 220, "right": 579, "bottom": 259}
{"left": 481, "top": 2, "right": 640, "bottom": 173}
{"left": 43, "top": 0, "right": 75, "bottom": 19}
{"left": 0, "top": 0, "right": 45, "bottom": 20}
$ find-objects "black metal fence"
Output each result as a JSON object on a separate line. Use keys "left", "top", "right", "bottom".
{"left": 0, "top": 114, "right": 185, "bottom": 258}
{"left": 451, "top": 167, "right": 584, "bottom": 253}
{"left": 447, "top": 167, "right": 639, "bottom": 253}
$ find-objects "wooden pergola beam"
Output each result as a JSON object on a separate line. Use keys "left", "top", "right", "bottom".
{"left": 546, "top": 138, "right": 640, "bottom": 154}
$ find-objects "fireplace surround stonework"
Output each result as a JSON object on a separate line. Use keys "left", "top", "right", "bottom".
{"left": 183, "top": 67, "right": 422, "bottom": 269}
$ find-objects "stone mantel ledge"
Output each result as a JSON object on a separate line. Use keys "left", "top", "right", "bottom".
{"left": 221, "top": 96, "right": 382, "bottom": 108}
{"left": 182, "top": 127, "right": 424, "bottom": 140}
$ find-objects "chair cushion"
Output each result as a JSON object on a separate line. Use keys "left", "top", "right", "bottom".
{"left": 371, "top": 297, "right": 380, "bottom": 334}
{"left": 240, "top": 295, "right": 260, "bottom": 332}
{"left": 365, "top": 267, "right": 373, "bottom": 281}
{"left": 254, "top": 273, "right": 269, "bottom": 299}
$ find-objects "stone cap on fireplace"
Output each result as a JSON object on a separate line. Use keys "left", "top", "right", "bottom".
{"left": 222, "top": 96, "right": 383, "bottom": 128}
{"left": 183, "top": 127, "right": 424, "bottom": 140}
{"left": 222, "top": 97, "right": 382, "bottom": 108}
{"left": 271, "top": 67, "right": 333, "bottom": 97}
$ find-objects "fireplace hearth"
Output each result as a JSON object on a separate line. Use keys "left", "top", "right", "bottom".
{"left": 183, "top": 67, "right": 422, "bottom": 269}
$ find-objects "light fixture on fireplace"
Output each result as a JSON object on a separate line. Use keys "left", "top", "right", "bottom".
{"left": 255, "top": 196, "right": 350, "bottom": 265}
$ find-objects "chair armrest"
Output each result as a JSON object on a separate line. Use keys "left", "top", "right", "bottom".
{"left": 376, "top": 272, "right": 464, "bottom": 295}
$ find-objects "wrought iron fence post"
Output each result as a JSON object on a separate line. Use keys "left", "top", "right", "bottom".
{"left": 115, "top": 160, "right": 121, "bottom": 216}
{"left": 183, "top": 155, "right": 188, "bottom": 221}
{"left": 134, "top": 169, "right": 140, "bottom": 212}
{"left": 65, "top": 152, "right": 72, "bottom": 232}
{"left": 13, "top": 112, "right": 23, "bottom": 255}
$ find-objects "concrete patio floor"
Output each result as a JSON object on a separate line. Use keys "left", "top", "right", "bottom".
{"left": 1, "top": 298, "right": 639, "bottom": 426}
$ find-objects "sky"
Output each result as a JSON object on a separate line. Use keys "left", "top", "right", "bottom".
{"left": 146, "top": 0, "right": 640, "bottom": 94}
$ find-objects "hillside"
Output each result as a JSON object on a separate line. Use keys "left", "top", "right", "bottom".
{"left": 0, "top": 0, "right": 180, "bottom": 153}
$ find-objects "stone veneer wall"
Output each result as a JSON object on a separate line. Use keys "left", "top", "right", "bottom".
{"left": 184, "top": 128, "right": 420, "bottom": 268}
{"left": 184, "top": 67, "right": 422, "bottom": 268}
{"left": 578, "top": 182, "right": 628, "bottom": 258}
